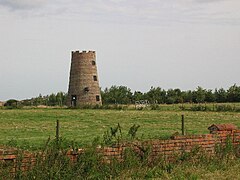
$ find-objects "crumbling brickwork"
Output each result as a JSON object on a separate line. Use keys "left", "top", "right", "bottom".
{"left": 1, "top": 124, "right": 240, "bottom": 175}
{"left": 67, "top": 126, "right": 240, "bottom": 163}
{"left": 0, "top": 146, "right": 35, "bottom": 174}
{"left": 67, "top": 50, "right": 102, "bottom": 107}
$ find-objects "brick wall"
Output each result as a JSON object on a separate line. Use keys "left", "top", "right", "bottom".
{"left": 1, "top": 126, "right": 240, "bottom": 174}
{"left": 0, "top": 147, "right": 35, "bottom": 174}
{"left": 67, "top": 128, "right": 240, "bottom": 163}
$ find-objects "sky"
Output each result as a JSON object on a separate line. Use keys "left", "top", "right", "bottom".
{"left": 0, "top": 0, "right": 240, "bottom": 101}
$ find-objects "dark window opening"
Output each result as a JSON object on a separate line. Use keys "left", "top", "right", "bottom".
{"left": 96, "top": 95, "right": 100, "bottom": 102}
{"left": 92, "top": 61, "right": 96, "bottom": 65}
{"left": 71, "top": 95, "right": 77, "bottom": 107}
{"left": 84, "top": 87, "right": 89, "bottom": 93}
{"left": 93, "top": 76, "right": 98, "bottom": 81}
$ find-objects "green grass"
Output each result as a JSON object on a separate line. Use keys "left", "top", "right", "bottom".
{"left": 0, "top": 107, "right": 240, "bottom": 149}
{"left": 1, "top": 135, "right": 240, "bottom": 179}
{"left": 1, "top": 106, "right": 240, "bottom": 179}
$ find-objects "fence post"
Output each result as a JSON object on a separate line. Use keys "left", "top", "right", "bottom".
{"left": 56, "top": 120, "right": 60, "bottom": 143}
{"left": 181, "top": 115, "right": 185, "bottom": 135}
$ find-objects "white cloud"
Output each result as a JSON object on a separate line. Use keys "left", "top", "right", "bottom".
{"left": 0, "top": 0, "right": 239, "bottom": 25}
{"left": 59, "top": 0, "right": 239, "bottom": 25}
{"left": 0, "top": 0, "right": 49, "bottom": 10}
{"left": 0, "top": 1, "right": 240, "bottom": 100}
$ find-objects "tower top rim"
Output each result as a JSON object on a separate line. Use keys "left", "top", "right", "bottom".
{"left": 71, "top": 50, "right": 95, "bottom": 55}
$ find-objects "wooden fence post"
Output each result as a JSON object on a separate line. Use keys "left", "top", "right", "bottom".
{"left": 181, "top": 115, "right": 185, "bottom": 135}
{"left": 56, "top": 120, "right": 60, "bottom": 143}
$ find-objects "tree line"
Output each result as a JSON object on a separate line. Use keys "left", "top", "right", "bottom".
{"left": 4, "top": 84, "right": 240, "bottom": 107}
{"left": 101, "top": 84, "right": 240, "bottom": 104}
{"left": 18, "top": 92, "right": 67, "bottom": 107}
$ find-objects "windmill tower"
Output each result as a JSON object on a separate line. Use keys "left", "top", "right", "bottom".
{"left": 67, "top": 50, "right": 102, "bottom": 107}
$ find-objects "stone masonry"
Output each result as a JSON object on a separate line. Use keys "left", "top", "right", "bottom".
{"left": 67, "top": 50, "right": 102, "bottom": 107}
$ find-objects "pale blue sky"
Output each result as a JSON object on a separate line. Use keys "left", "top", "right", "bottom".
{"left": 0, "top": 0, "right": 240, "bottom": 101}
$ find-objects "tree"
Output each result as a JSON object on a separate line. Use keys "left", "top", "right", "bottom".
{"left": 227, "top": 84, "right": 240, "bottom": 102}
{"left": 48, "top": 93, "right": 57, "bottom": 106}
{"left": 214, "top": 88, "right": 227, "bottom": 103}
{"left": 56, "top": 92, "right": 67, "bottom": 106}
{"left": 182, "top": 90, "right": 193, "bottom": 103}
{"left": 132, "top": 91, "right": 144, "bottom": 102}
{"left": 145, "top": 87, "right": 166, "bottom": 104}
{"left": 101, "top": 86, "right": 132, "bottom": 104}
{"left": 165, "top": 88, "right": 182, "bottom": 104}
{"left": 33, "top": 94, "right": 44, "bottom": 106}
{"left": 205, "top": 90, "right": 215, "bottom": 102}
{"left": 4, "top": 99, "right": 18, "bottom": 108}
{"left": 192, "top": 86, "right": 206, "bottom": 103}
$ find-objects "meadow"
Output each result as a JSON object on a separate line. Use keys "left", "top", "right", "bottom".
{"left": 1, "top": 105, "right": 240, "bottom": 150}
{"left": 1, "top": 105, "right": 240, "bottom": 179}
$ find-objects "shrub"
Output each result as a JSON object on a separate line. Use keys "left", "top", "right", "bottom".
{"left": 4, "top": 99, "right": 21, "bottom": 109}
{"left": 190, "top": 104, "right": 210, "bottom": 111}
{"left": 215, "top": 104, "right": 234, "bottom": 112}
{"left": 150, "top": 104, "right": 161, "bottom": 110}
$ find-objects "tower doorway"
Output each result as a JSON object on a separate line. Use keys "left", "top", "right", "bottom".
{"left": 71, "top": 95, "right": 77, "bottom": 107}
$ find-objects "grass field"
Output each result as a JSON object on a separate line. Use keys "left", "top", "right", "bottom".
{"left": 1, "top": 106, "right": 240, "bottom": 149}
{"left": 1, "top": 107, "right": 240, "bottom": 179}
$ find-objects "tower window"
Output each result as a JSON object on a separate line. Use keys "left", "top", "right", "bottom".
{"left": 93, "top": 76, "right": 97, "bottom": 81}
{"left": 96, "top": 95, "right": 100, "bottom": 102}
{"left": 92, "top": 61, "right": 96, "bottom": 65}
{"left": 84, "top": 87, "right": 89, "bottom": 92}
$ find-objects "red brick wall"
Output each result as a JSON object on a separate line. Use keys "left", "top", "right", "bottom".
{"left": 67, "top": 129, "right": 240, "bottom": 163}
{"left": 0, "top": 147, "right": 35, "bottom": 174}
{"left": 1, "top": 129, "right": 240, "bottom": 174}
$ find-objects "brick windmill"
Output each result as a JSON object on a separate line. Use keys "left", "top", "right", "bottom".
{"left": 67, "top": 50, "right": 102, "bottom": 107}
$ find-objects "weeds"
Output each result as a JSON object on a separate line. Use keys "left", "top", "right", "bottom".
{"left": 103, "top": 123, "right": 123, "bottom": 145}
{"left": 215, "top": 135, "right": 235, "bottom": 160}
{"left": 1, "top": 127, "right": 240, "bottom": 179}
{"left": 182, "top": 103, "right": 240, "bottom": 112}
{"left": 103, "top": 123, "right": 141, "bottom": 146}
{"left": 128, "top": 124, "right": 140, "bottom": 140}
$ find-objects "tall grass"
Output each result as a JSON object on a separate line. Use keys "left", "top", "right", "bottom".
{"left": 1, "top": 136, "right": 240, "bottom": 179}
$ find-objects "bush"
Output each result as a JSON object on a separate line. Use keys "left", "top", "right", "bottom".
{"left": 215, "top": 105, "right": 234, "bottom": 112}
{"left": 190, "top": 104, "right": 210, "bottom": 111}
{"left": 4, "top": 99, "right": 21, "bottom": 109}
{"left": 150, "top": 104, "right": 161, "bottom": 110}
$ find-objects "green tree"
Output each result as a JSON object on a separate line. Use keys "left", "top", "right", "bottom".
{"left": 214, "top": 88, "right": 227, "bottom": 103}
{"left": 205, "top": 90, "right": 215, "bottom": 102}
{"left": 182, "top": 90, "right": 193, "bottom": 103}
{"left": 192, "top": 86, "right": 206, "bottom": 103}
{"left": 165, "top": 88, "right": 182, "bottom": 104}
{"left": 33, "top": 94, "right": 44, "bottom": 106}
{"left": 48, "top": 93, "right": 57, "bottom": 106}
{"left": 56, "top": 92, "right": 67, "bottom": 106}
{"left": 145, "top": 87, "right": 166, "bottom": 104}
{"left": 102, "top": 86, "right": 132, "bottom": 104}
{"left": 227, "top": 84, "right": 240, "bottom": 102}
{"left": 4, "top": 99, "right": 18, "bottom": 108}
{"left": 132, "top": 91, "right": 144, "bottom": 102}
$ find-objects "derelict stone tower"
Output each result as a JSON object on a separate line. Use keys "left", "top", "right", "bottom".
{"left": 67, "top": 50, "right": 102, "bottom": 107}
